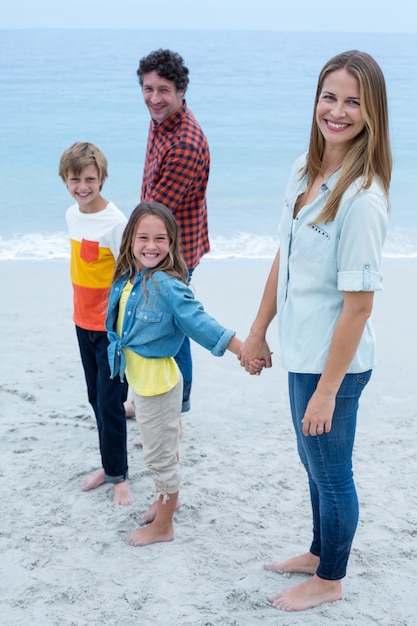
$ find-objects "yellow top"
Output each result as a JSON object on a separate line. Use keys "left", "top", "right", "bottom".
{"left": 116, "top": 280, "right": 180, "bottom": 396}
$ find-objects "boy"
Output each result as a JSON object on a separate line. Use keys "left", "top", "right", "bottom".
{"left": 59, "top": 141, "right": 133, "bottom": 506}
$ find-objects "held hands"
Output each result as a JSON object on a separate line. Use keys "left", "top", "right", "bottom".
{"left": 237, "top": 333, "right": 273, "bottom": 376}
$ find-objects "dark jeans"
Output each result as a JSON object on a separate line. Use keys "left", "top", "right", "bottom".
{"left": 76, "top": 326, "right": 128, "bottom": 483}
{"left": 288, "top": 370, "right": 372, "bottom": 580}
{"left": 174, "top": 268, "right": 194, "bottom": 412}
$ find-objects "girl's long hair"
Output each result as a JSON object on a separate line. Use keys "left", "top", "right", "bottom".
{"left": 113, "top": 202, "right": 189, "bottom": 285}
{"left": 304, "top": 50, "right": 392, "bottom": 224}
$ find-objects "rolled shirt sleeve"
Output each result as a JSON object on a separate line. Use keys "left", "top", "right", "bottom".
{"left": 337, "top": 189, "right": 388, "bottom": 292}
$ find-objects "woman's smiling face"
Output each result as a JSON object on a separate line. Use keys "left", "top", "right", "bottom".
{"left": 316, "top": 68, "right": 365, "bottom": 150}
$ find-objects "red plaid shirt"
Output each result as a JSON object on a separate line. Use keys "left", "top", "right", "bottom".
{"left": 141, "top": 101, "right": 210, "bottom": 269}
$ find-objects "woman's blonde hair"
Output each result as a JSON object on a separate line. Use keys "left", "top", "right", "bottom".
{"left": 113, "top": 202, "right": 189, "bottom": 286}
{"left": 304, "top": 50, "right": 392, "bottom": 223}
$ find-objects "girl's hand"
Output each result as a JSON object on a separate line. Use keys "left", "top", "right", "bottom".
{"left": 247, "top": 358, "right": 266, "bottom": 376}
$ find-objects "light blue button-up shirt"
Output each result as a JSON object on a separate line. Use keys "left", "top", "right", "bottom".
{"left": 277, "top": 154, "right": 388, "bottom": 374}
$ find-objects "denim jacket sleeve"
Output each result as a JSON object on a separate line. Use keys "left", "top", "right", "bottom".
{"left": 105, "top": 272, "right": 235, "bottom": 381}
{"left": 158, "top": 274, "right": 236, "bottom": 355}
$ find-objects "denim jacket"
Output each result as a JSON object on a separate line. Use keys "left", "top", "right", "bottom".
{"left": 106, "top": 270, "right": 235, "bottom": 380}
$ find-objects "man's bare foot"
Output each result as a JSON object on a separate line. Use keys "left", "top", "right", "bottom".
{"left": 267, "top": 574, "right": 342, "bottom": 611}
{"left": 139, "top": 498, "right": 181, "bottom": 525}
{"left": 264, "top": 552, "right": 319, "bottom": 575}
{"left": 126, "top": 523, "right": 174, "bottom": 547}
{"left": 124, "top": 400, "right": 135, "bottom": 418}
{"left": 113, "top": 480, "right": 134, "bottom": 506}
{"left": 81, "top": 468, "right": 106, "bottom": 491}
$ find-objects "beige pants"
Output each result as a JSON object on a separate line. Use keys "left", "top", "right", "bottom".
{"left": 132, "top": 377, "right": 183, "bottom": 497}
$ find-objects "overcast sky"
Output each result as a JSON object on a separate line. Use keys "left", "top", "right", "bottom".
{"left": 2, "top": 0, "right": 417, "bottom": 33}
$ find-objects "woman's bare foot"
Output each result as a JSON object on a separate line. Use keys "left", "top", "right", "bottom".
{"left": 267, "top": 574, "right": 342, "bottom": 611}
{"left": 139, "top": 498, "right": 181, "bottom": 525}
{"left": 264, "top": 552, "right": 319, "bottom": 575}
{"left": 81, "top": 468, "right": 106, "bottom": 491}
{"left": 113, "top": 480, "right": 134, "bottom": 506}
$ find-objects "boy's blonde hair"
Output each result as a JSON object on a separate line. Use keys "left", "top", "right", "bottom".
{"left": 59, "top": 142, "right": 108, "bottom": 184}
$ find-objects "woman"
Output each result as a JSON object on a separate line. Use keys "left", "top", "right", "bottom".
{"left": 239, "top": 50, "right": 391, "bottom": 611}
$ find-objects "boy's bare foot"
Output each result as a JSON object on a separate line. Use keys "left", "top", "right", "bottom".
{"left": 81, "top": 468, "right": 106, "bottom": 491}
{"left": 267, "top": 574, "right": 342, "bottom": 612}
{"left": 264, "top": 552, "right": 319, "bottom": 575}
{"left": 124, "top": 400, "right": 135, "bottom": 418}
{"left": 139, "top": 498, "right": 181, "bottom": 525}
{"left": 113, "top": 480, "right": 134, "bottom": 506}
{"left": 126, "top": 523, "right": 174, "bottom": 547}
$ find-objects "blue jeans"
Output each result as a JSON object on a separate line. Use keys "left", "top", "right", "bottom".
{"left": 174, "top": 268, "right": 194, "bottom": 412}
{"left": 76, "top": 326, "right": 128, "bottom": 483}
{"left": 288, "top": 370, "right": 372, "bottom": 580}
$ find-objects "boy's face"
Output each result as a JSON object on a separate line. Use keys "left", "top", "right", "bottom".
{"left": 65, "top": 164, "right": 105, "bottom": 213}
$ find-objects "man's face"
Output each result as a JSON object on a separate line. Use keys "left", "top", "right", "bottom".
{"left": 142, "top": 71, "right": 184, "bottom": 124}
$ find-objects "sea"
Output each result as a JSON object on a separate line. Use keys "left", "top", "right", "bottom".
{"left": 1, "top": 28, "right": 416, "bottom": 261}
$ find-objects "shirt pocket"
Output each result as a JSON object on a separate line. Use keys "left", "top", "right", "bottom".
{"left": 80, "top": 239, "right": 99, "bottom": 263}
{"left": 135, "top": 309, "right": 163, "bottom": 342}
{"left": 297, "top": 224, "right": 330, "bottom": 263}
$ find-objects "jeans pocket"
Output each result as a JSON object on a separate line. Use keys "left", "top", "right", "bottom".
{"left": 356, "top": 370, "right": 372, "bottom": 387}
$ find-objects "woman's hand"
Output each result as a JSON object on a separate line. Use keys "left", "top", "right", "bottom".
{"left": 238, "top": 333, "right": 273, "bottom": 375}
{"left": 301, "top": 390, "right": 336, "bottom": 436}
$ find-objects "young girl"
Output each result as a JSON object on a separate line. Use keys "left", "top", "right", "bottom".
{"left": 106, "top": 202, "right": 242, "bottom": 547}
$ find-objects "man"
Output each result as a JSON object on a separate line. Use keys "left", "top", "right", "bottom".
{"left": 135, "top": 48, "right": 211, "bottom": 414}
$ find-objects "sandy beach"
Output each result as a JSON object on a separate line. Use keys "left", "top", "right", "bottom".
{"left": 1, "top": 258, "right": 416, "bottom": 625}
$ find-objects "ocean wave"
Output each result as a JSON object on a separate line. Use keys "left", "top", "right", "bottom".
{"left": 1, "top": 228, "right": 417, "bottom": 262}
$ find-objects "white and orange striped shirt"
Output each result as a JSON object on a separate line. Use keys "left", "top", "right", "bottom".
{"left": 66, "top": 201, "right": 127, "bottom": 331}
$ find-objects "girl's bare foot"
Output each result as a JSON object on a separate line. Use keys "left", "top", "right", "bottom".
{"left": 81, "top": 468, "right": 106, "bottom": 491}
{"left": 127, "top": 491, "right": 179, "bottom": 547}
{"left": 113, "top": 480, "right": 134, "bottom": 506}
{"left": 264, "top": 552, "right": 319, "bottom": 575}
{"left": 126, "top": 523, "right": 174, "bottom": 547}
{"left": 139, "top": 498, "right": 181, "bottom": 525}
{"left": 267, "top": 574, "right": 342, "bottom": 612}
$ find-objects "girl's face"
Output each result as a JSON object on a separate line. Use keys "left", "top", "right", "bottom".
{"left": 133, "top": 214, "right": 170, "bottom": 269}
{"left": 316, "top": 68, "right": 365, "bottom": 150}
